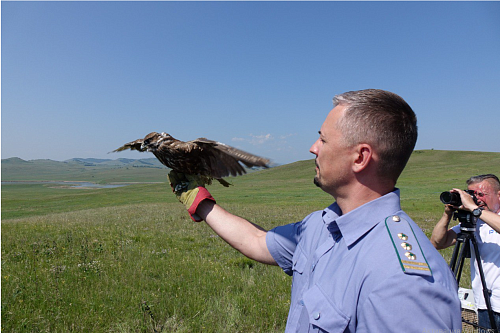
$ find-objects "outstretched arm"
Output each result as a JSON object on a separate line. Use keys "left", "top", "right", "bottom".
{"left": 168, "top": 171, "right": 277, "bottom": 266}
{"left": 197, "top": 201, "right": 277, "bottom": 265}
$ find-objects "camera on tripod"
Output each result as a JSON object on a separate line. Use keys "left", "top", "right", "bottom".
{"left": 440, "top": 189, "right": 478, "bottom": 207}
{"left": 440, "top": 190, "right": 479, "bottom": 231}
{"left": 441, "top": 189, "right": 498, "bottom": 332}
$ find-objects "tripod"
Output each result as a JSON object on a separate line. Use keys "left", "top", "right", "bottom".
{"left": 449, "top": 211, "right": 498, "bottom": 333}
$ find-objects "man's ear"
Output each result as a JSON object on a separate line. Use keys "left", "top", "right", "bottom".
{"left": 352, "top": 144, "right": 373, "bottom": 173}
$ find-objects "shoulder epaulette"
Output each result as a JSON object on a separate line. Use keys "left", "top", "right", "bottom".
{"left": 385, "top": 215, "right": 432, "bottom": 277}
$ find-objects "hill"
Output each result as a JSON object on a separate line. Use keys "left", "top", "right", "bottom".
{"left": 1, "top": 157, "right": 168, "bottom": 183}
{"left": 2, "top": 149, "right": 499, "bottom": 332}
{"left": 3, "top": 149, "right": 499, "bottom": 218}
{"left": 1, "top": 156, "right": 275, "bottom": 183}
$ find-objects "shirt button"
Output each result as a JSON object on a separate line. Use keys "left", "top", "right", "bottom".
{"left": 313, "top": 312, "right": 321, "bottom": 320}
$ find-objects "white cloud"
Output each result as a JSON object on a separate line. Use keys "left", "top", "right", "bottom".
{"left": 249, "top": 133, "right": 273, "bottom": 145}
{"left": 279, "top": 133, "right": 296, "bottom": 140}
{"left": 231, "top": 133, "right": 298, "bottom": 150}
{"left": 229, "top": 132, "right": 303, "bottom": 163}
{"left": 232, "top": 133, "right": 275, "bottom": 145}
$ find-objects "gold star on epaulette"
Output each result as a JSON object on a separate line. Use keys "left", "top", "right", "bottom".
{"left": 385, "top": 215, "right": 432, "bottom": 276}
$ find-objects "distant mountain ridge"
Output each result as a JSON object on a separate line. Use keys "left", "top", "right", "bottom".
{"left": 2, "top": 157, "right": 167, "bottom": 168}
{"left": 1, "top": 157, "right": 170, "bottom": 182}
{"left": 1, "top": 156, "right": 272, "bottom": 182}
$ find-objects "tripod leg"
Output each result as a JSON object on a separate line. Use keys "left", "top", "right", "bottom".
{"left": 453, "top": 239, "right": 468, "bottom": 284}
{"left": 457, "top": 252, "right": 466, "bottom": 286}
{"left": 470, "top": 236, "right": 498, "bottom": 333}
{"left": 449, "top": 239, "right": 461, "bottom": 273}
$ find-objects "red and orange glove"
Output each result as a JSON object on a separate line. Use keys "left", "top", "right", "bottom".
{"left": 167, "top": 170, "right": 215, "bottom": 222}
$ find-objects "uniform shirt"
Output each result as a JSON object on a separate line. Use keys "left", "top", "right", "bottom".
{"left": 266, "top": 189, "right": 462, "bottom": 332}
{"left": 452, "top": 214, "right": 500, "bottom": 312}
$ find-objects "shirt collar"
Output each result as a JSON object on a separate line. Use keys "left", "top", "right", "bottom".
{"left": 322, "top": 189, "right": 402, "bottom": 247}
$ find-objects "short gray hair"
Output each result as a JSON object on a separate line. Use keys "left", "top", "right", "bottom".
{"left": 333, "top": 89, "right": 418, "bottom": 182}
{"left": 467, "top": 174, "right": 500, "bottom": 191}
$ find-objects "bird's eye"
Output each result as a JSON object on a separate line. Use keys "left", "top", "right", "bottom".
{"left": 144, "top": 139, "right": 150, "bottom": 144}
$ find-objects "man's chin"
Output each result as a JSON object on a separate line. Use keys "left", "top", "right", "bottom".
{"left": 314, "top": 176, "right": 321, "bottom": 188}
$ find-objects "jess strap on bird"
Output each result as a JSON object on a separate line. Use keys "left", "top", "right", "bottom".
{"left": 167, "top": 170, "right": 216, "bottom": 222}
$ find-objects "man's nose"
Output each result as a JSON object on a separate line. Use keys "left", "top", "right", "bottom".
{"left": 309, "top": 140, "right": 319, "bottom": 155}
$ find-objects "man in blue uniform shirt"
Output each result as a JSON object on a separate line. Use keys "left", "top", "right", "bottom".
{"left": 169, "top": 89, "right": 462, "bottom": 332}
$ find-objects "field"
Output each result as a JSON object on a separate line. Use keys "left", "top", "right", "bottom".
{"left": 2, "top": 150, "right": 500, "bottom": 332}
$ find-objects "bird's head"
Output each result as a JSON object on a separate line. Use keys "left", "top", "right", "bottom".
{"left": 141, "top": 132, "right": 161, "bottom": 152}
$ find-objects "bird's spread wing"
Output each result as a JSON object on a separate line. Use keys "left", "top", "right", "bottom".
{"left": 191, "top": 138, "right": 270, "bottom": 178}
{"left": 111, "top": 133, "right": 269, "bottom": 180}
{"left": 112, "top": 139, "right": 146, "bottom": 153}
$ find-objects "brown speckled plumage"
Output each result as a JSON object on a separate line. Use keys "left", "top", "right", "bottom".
{"left": 112, "top": 132, "right": 269, "bottom": 186}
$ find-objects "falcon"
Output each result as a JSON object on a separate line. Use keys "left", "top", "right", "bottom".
{"left": 112, "top": 132, "right": 270, "bottom": 186}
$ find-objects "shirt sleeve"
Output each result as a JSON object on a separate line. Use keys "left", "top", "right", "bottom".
{"left": 356, "top": 273, "right": 462, "bottom": 332}
{"left": 266, "top": 221, "right": 303, "bottom": 276}
{"left": 450, "top": 223, "right": 460, "bottom": 234}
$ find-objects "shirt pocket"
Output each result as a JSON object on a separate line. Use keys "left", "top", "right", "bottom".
{"left": 303, "top": 284, "right": 350, "bottom": 333}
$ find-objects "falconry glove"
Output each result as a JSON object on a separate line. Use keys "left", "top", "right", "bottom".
{"left": 167, "top": 170, "right": 215, "bottom": 222}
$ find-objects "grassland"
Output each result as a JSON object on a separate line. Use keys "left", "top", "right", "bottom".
{"left": 2, "top": 150, "right": 500, "bottom": 332}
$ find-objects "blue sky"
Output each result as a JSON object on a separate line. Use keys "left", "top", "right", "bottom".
{"left": 2, "top": 1, "right": 499, "bottom": 165}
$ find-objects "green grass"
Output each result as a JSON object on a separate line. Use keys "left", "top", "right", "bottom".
{"left": 2, "top": 204, "right": 292, "bottom": 332}
{"left": 1, "top": 183, "right": 172, "bottom": 220}
{"left": 2, "top": 150, "right": 500, "bottom": 332}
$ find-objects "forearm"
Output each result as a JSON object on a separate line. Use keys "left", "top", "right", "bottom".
{"left": 197, "top": 200, "right": 278, "bottom": 266}
{"left": 430, "top": 212, "right": 456, "bottom": 249}
{"left": 455, "top": 188, "right": 500, "bottom": 233}
{"left": 479, "top": 210, "right": 500, "bottom": 233}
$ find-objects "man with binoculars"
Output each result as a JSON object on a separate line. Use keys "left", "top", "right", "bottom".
{"left": 431, "top": 174, "right": 500, "bottom": 331}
